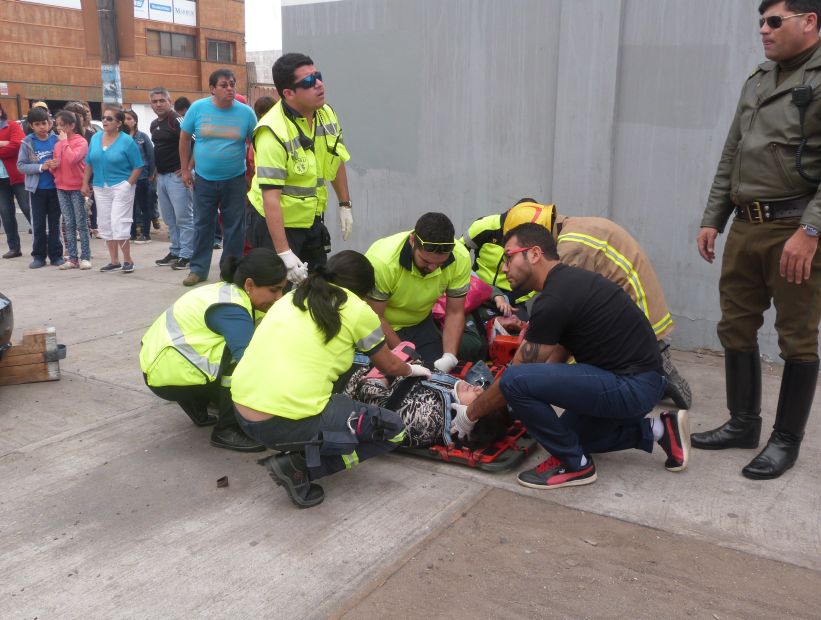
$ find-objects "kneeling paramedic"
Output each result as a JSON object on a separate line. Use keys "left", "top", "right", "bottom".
{"left": 139, "top": 249, "right": 288, "bottom": 451}
{"left": 365, "top": 212, "right": 477, "bottom": 371}
{"left": 231, "top": 250, "right": 431, "bottom": 508}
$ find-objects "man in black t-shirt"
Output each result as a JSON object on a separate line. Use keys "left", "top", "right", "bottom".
{"left": 451, "top": 223, "right": 690, "bottom": 489}
{"left": 149, "top": 87, "right": 194, "bottom": 271}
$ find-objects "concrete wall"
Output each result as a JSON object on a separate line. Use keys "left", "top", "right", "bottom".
{"left": 282, "top": 0, "right": 792, "bottom": 359}
{"left": 247, "top": 50, "right": 283, "bottom": 83}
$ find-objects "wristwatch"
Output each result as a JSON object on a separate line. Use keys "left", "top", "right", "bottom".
{"left": 339, "top": 200, "right": 352, "bottom": 209}
{"left": 801, "top": 224, "right": 820, "bottom": 237}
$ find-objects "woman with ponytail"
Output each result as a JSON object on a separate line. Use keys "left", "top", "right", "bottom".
{"left": 140, "top": 248, "right": 288, "bottom": 451}
{"left": 232, "top": 250, "right": 432, "bottom": 509}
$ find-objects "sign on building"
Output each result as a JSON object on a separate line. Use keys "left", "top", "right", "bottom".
{"left": 133, "top": 0, "right": 196, "bottom": 26}
{"left": 20, "top": 0, "right": 82, "bottom": 8}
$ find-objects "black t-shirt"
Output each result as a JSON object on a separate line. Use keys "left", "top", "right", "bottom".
{"left": 150, "top": 111, "right": 182, "bottom": 174}
{"left": 526, "top": 264, "right": 662, "bottom": 375}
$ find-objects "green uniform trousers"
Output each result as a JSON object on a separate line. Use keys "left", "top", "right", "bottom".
{"left": 718, "top": 218, "right": 821, "bottom": 360}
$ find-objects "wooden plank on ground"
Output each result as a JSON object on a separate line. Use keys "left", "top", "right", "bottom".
{"left": 0, "top": 327, "right": 64, "bottom": 386}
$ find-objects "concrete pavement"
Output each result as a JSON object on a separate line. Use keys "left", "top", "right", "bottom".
{"left": 0, "top": 235, "right": 819, "bottom": 618}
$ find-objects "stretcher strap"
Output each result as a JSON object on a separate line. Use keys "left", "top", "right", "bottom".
{"left": 422, "top": 373, "right": 459, "bottom": 445}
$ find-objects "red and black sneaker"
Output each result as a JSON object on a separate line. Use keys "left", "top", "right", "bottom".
{"left": 517, "top": 455, "right": 597, "bottom": 490}
{"left": 658, "top": 410, "right": 690, "bottom": 472}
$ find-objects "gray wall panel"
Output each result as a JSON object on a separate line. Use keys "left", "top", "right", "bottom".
{"left": 283, "top": 0, "right": 806, "bottom": 360}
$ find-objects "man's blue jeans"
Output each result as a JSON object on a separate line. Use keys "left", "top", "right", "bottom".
{"left": 0, "top": 180, "right": 31, "bottom": 252}
{"left": 190, "top": 174, "right": 245, "bottom": 279}
{"left": 499, "top": 363, "right": 665, "bottom": 470}
{"left": 156, "top": 172, "right": 194, "bottom": 259}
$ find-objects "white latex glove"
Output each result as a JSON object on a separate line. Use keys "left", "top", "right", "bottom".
{"left": 405, "top": 363, "right": 432, "bottom": 379}
{"left": 433, "top": 352, "right": 458, "bottom": 373}
{"left": 339, "top": 206, "right": 353, "bottom": 241}
{"left": 278, "top": 250, "right": 308, "bottom": 284}
{"left": 450, "top": 403, "right": 476, "bottom": 440}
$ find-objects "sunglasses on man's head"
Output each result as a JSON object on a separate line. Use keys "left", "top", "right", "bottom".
{"left": 759, "top": 13, "right": 809, "bottom": 29}
{"left": 292, "top": 71, "right": 323, "bottom": 90}
{"left": 413, "top": 231, "right": 455, "bottom": 254}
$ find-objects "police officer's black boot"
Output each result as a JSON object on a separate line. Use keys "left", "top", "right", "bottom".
{"left": 691, "top": 348, "right": 761, "bottom": 450}
{"left": 742, "top": 359, "right": 819, "bottom": 480}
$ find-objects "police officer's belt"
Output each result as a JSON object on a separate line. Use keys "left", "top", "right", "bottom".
{"left": 734, "top": 195, "right": 812, "bottom": 223}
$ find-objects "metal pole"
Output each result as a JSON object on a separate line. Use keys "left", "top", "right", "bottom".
{"left": 97, "top": 0, "right": 122, "bottom": 105}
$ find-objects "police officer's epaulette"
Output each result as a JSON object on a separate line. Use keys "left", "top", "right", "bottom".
{"left": 749, "top": 61, "right": 775, "bottom": 79}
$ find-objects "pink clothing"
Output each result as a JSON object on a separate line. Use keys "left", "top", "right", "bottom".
{"left": 53, "top": 133, "right": 88, "bottom": 190}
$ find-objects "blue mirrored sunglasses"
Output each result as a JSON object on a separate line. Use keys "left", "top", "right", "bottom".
{"left": 292, "top": 71, "right": 322, "bottom": 90}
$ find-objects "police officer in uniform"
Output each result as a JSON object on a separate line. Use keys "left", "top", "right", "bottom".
{"left": 248, "top": 53, "right": 352, "bottom": 284}
{"left": 140, "top": 249, "right": 288, "bottom": 451}
{"left": 695, "top": 1, "right": 821, "bottom": 479}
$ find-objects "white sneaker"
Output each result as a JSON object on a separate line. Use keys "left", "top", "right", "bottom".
{"left": 59, "top": 260, "right": 79, "bottom": 270}
{"left": 79, "top": 259, "right": 92, "bottom": 270}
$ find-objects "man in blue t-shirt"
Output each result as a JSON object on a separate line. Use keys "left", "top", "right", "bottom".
{"left": 16, "top": 106, "right": 63, "bottom": 268}
{"left": 179, "top": 68, "right": 257, "bottom": 287}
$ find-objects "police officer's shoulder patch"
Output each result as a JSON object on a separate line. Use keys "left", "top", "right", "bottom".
{"left": 750, "top": 60, "right": 776, "bottom": 78}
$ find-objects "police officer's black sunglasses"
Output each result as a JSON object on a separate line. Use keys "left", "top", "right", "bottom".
{"left": 759, "top": 13, "right": 809, "bottom": 29}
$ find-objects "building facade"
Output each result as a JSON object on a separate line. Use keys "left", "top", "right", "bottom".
{"left": 0, "top": 0, "right": 248, "bottom": 119}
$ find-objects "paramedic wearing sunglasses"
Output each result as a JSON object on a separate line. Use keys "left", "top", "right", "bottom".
{"left": 463, "top": 198, "right": 692, "bottom": 410}
{"left": 365, "top": 212, "right": 472, "bottom": 372}
{"left": 232, "top": 251, "right": 431, "bottom": 508}
{"left": 452, "top": 223, "right": 689, "bottom": 490}
{"left": 696, "top": 1, "right": 821, "bottom": 480}
{"left": 248, "top": 53, "right": 352, "bottom": 284}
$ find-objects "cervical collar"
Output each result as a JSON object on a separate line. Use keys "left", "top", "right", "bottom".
{"left": 451, "top": 380, "right": 465, "bottom": 405}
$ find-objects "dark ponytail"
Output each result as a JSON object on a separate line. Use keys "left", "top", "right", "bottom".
{"left": 220, "top": 248, "right": 287, "bottom": 287}
{"left": 292, "top": 250, "right": 375, "bottom": 343}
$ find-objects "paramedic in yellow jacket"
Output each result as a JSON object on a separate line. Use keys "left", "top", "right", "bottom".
{"left": 232, "top": 251, "right": 432, "bottom": 509}
{"left": 247, "top": 53, "right": 351, "bottom": 284}
{"left": 365, "top": 212, "right": 473, "bottom": 372}
{"left": 464, "top": 199, "right": 691, "bottom": 409}
{"left": 140, "top": 249, "right": 288, "bottom": 452}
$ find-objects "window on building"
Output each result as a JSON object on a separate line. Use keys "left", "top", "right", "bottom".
{"left": 206, "top": 40, "right": 235, "bottom": 63}
{"left": 147, "top": 30, "right": 196, "bottom": 59}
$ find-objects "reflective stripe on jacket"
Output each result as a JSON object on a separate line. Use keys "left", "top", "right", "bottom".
{"left": 462, "top": 212, "right": 535, "bottom": 305}
{"left": 555, "top": 215, "right": 674, "bottom": 339}
{"left": 139, "top": 282, "right": 253, "bottom": 387}
{"left": 248, "top": 101, "right": 349, "bottom": 228}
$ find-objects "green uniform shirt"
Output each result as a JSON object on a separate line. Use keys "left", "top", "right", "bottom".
{"left": 366, "top": 231, "right": 471, "bottom": 330}
{"left": 231, "top": 288, "right": 383, "bottom": 419}
{"left": 703, "top": 44, "right": 821, "bottom": 231}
